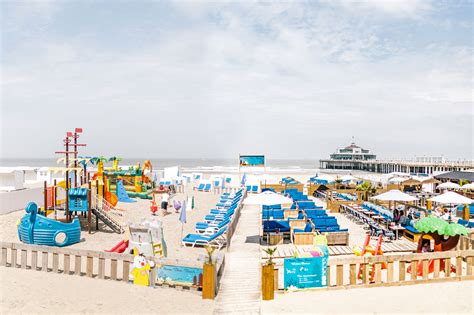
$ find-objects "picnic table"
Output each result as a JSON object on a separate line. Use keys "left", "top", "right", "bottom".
{"left": 389, "top": 225, "right": 406, "bottom": 239}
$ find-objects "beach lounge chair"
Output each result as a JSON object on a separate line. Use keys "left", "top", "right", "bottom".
{"left": 182, "top": 228, "right": 227, "bottom": 249}
{"left": 203, "top": 184, "right": 211, "bottom": 192}
{"left": 196, "top": 183, "right": 205, "bottom": 191}
{"left": 195, "top": 219, "right": 230, "bottom": 233}
{"left": 204, "top": 209, "right": 235, "bottom": 222}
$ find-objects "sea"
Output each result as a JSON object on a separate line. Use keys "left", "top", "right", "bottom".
{"left": 0, "top": 158, "right": 321, "bottom": 173}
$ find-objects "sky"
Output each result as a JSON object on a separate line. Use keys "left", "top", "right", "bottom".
{"left": 1, "top": 0, "right": 473, "bottom": 161}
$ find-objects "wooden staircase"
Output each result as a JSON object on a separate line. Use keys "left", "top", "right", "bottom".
{"left": 91, "top": 194, "right": 124, "bottom": 234}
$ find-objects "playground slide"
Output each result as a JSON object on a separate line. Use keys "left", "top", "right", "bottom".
{"left": 105, "top": 240, "right": 129, "bottom": 253}
{"left": 105, "top": 191, "right": 118, "bottom": 206}
{"left": 116, "top": 180, "right": 136, "bottom": 203}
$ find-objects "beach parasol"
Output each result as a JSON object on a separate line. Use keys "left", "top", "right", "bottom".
{"left": 340, "top": 175, "right": 357, "bottom": 182}
{"left": 422, "top": 178, "right": 441, "bottom": 185}
{"left": 437, "top": 182, "right": 461, "bottom": 190}
{"left": 243, "top": 191, "right": 293, "bottom": 205}
{"left": 371, "top": 189, "right": 419, "bottom": 202}
{"left": 428, "top": 191, "right": 473, "bottom": 205}
{"left": 388, "top": 177, "right": 407, "bottom": 184}
{"left": 460, "top": 183, "right": 474, "bottom": 190}
{"left": 179, "top": 200, "right": 187, "bottom": 247}
{"left": 402, "top": 179, "right": 422, "bottom": 186}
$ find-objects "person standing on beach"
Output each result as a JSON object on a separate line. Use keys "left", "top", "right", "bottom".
{"left": 161, "top": 192, "right": 170, "bottom": 215}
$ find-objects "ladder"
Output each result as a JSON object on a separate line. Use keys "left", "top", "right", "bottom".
{"left": 91, "top": 193, "right": 124, "bottom": 234}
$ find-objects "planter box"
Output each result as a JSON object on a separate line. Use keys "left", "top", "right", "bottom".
{"left": 262, "top": 264, "right": 274, "bottom": 300}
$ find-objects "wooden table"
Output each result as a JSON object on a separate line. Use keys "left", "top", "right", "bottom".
{"left": 389, "top": 225, "right": 406, "bottom": 239}
{"left": 268, "top": 233, "right": 284, "bottom": 245}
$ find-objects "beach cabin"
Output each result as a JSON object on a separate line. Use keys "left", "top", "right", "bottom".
{"left": 17, "top": 167, "right": 39, "bottom": 184}
{"left": 0, "top": 168, "right": 24, "bottom": 191}
{"left": 164, "top": 166, "right": 180, "bottom": 179}
{"left": 36, "top": 167, "right": 54, "bottom": 185}
{"left": 192, "top": 172, "right": 203, "bottom": 182}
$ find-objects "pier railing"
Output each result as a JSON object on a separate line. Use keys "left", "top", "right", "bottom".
{"left": 0, "top": 241, "right": 224, "bottom": 294}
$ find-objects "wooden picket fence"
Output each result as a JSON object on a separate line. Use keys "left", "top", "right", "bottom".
{"left": 325, "top": 248, "right": 474, "bottom": 289}
{"left": 0, "top": 241, "right": 223, "bottom": 293}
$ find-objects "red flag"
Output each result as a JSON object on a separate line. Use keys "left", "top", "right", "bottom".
{"left": 75, "top": 128, "right": 83, "bottom": 133}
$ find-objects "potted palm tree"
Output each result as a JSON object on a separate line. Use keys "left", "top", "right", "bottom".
{"left": 356, "top": 181, "right": 376, "bottom": 201}
{"left": 262, "top": 247, "right": 277, "bottom": 300}
{"left": 202, "top": 245, "right": 216, "bottom": 300}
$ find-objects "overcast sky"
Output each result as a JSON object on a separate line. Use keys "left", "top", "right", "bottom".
{"left": 1, "top": 0, "right": 472, "bottom": 160}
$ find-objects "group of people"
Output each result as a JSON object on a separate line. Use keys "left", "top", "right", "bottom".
{"left": 392, "top": 207, "right": 415, "bottom": 225}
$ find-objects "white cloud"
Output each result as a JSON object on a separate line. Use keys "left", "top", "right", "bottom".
{"left": 334, "top": 0, "right": 433, "bottom": 18}
{"left": 0, "top": 1, "right": 472, "bottom": 160}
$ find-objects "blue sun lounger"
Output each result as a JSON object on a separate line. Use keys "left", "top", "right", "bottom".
{"left": 195, "top": 219, "right": 230, "bottom": 233}
{"left": 182, "top": 228, "right": 227, "bottom": 249}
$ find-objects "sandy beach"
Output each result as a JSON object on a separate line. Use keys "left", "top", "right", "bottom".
{"left": 1, "top": 171, "right": 473, "bottom": 314}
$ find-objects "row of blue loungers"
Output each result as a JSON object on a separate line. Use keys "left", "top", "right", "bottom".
{"left": 263, "top": 190, "right": 347, "bottom": 240}
{"left": 182, "top": 189, "right": 243, "bottom": 249}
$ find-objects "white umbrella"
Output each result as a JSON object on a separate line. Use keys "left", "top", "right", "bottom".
{"left": 340, "top": 175, "right": 357, "bottom": 182}
{"left": 243, "top": 191, "right": 293, "bottom": 205}
{"left": 371, "top": 189, "right": 419, "bottom": 202}
{"left": 388, "top": 177, "right": 406, "bottom": 184}
{"left": 314, "top": 174, "right": 335, "bottom": 182}
{"left": 429, "top": 191, "right": 473, "bottom": 204}
{"left": 461, "top": 183, "right": 474, "bottom": 190}
{"left": 437, "top": 182, "right": 461, "bottom": 190}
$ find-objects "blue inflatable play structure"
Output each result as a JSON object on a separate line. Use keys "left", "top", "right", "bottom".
{"left": 17, "top": 202, "right": 81, "bottom": 247}
{"left": 116, "top": 179, "right": 136, "bottom": 203}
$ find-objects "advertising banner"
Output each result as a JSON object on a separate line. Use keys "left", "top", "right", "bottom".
{"left": 239, "top": 155, "right": 265, "bottom": 167}
{"left": 283, "top": 246, "right": 329, "bottom": 289}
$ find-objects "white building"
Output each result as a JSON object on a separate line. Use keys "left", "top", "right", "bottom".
{"left": 0, "top": 168, "right": 24, "bottom": 191}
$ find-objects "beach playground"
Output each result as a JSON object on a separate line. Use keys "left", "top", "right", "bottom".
{"left": 1, "top": 132, "right": 474, "bottom": 314}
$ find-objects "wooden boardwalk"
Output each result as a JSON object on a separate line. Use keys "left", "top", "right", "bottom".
{"left": 262, "top": 239, "right": 417, "bottom": 259}
{"left": 214, "top": 204, "right": 261, "bottom": 314}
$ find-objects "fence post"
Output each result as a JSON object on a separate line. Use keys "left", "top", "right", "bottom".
{"left": 202, "top": 263, "right": 216, "bottom": 299}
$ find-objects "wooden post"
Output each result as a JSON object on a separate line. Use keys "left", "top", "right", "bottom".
{"left": 96, "top": 179, "right": 99, "bottom": 231}
{"left": 65, "top": 175, "right": 70, "bottom": 222}
{"left": 43, "top": 181, "right": 47, "bottom": 214}
{"left": 463, "top": 204, "right": 470, "bottom": 221}
{"left": 262, "top": 264, "right": 274, "bottom": 300}
{"left": 202, "top": 263, "right": 216, "bottom": 300}
{"left": 53, "top": 179, "right": 57, "bottom": 219}
{"left": 88, "top": 182, "right": 92, "bottom": 234}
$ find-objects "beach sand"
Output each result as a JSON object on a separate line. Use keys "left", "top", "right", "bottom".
{"left": 1, "top": 171, "right": 473, "bottom": 314}
{"left": 0, "top": 267, "right": 214, "bottom": 314}
{"left": 0, "top": 185, "right": 220, "bottom": 260}
{"left": 262, "top": 280, "right": 474, "bottom": 314}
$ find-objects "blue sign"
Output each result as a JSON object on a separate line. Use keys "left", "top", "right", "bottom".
{"left": 284, "top": 246, "right": 329, "bottom": 289}
{"left": 157, "top": 265, "right": 203, "bottom": 287}
{"left": 239, "top": 155, "right": 265, "bottom": 167}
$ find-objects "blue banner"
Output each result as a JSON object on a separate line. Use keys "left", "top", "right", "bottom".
{"left": 239, "top": 155, "right": 265, "bottom": 167}
{"left": 284, "top": 246, "right": 329, "bottom": 289}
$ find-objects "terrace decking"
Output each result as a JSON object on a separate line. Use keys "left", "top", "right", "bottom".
{"left": 214, "top": 204, "right": 261, "bottom": 314}
{"left": 262, "top": 240, "right": 418, "bottom": 259}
